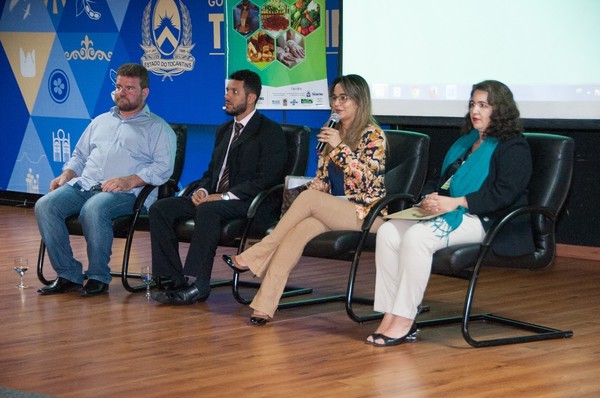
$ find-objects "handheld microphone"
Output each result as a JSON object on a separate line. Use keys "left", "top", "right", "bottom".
{"left": 316, "top": 113, "right": 340, "bottom": 152}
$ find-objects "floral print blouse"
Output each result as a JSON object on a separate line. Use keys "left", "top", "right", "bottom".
{"left": 311, "top": 125, "right": 387, "bottom": 219}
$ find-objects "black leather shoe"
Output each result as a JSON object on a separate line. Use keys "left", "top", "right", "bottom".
{"left": 222, "top": 255, "right": 249, "bottom": 273}
{"left": 80, "top": 279, "right": 109, "bottom": 297}
{"left": 150, "top": 290, "right": 172, "bottom": 303}
{"left": 156, "top": 276, "right": 189, "bottom": 292}
{"left": 373, "top": 322, "right": 418, "bottom": 347}
{"left": 152, "top": 285, "right": 209, "bottom": 305}
{"left": 38, "top": 277, "right": 83, "bottom": 295}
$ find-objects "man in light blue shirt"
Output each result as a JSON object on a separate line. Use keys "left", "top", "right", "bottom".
{"left": 35, "top": 63, "right": 176, "bottom": 297}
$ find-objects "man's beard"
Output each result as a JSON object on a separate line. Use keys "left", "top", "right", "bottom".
{"left": 115, "top": 96, "right": 142, "bottom": 112}
{"left": 225, "top": 101, "right": 248, "bottom": 116}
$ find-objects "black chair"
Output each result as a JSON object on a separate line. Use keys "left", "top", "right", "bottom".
{"left": 173, "top": 124, "right": 311, "bottom": 291}
{"left": 37, "top": 124, "right": 188, "bottom": 292}
{"left": 417, "top": 133, "right": 575, "bottom": 347}
{"left": 232, "top": 130, "right": 430, "bottom": 322}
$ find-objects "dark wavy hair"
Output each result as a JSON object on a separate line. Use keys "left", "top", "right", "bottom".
{"left": 460, "top": 80, "right": 523, "bottom": 141}
{"left": 229, "top": 69, "right": 262, "bottom": 99}
{"left": 117, "top": 63, "right": 149, "bottom": 90}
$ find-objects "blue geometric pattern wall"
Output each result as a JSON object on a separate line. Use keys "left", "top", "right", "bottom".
{"left": 0, "top": 0, "right": 339, "bottom": 196}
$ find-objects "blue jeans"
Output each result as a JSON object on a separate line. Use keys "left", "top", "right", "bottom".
{"left": 34, "top": 183, "right": 137, "bottom": 284}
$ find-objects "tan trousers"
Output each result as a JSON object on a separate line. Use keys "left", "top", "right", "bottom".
{"left": 240, "top": 189, "right": 384, "bottom": 317}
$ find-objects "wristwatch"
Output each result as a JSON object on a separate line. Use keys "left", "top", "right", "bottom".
{"left": 221, "top": 192, "right": 230, "bottom": 201}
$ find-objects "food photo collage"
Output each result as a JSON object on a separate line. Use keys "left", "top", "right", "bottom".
{"left": 232, "top": 0, "right": 322, "bottom": 69}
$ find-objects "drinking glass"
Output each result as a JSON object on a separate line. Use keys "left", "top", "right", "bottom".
{"left": 14, "top": 257, "right": 29, "bottom": 289}
{"left": 140, "top": 265, "right": 152, "bottom": 300}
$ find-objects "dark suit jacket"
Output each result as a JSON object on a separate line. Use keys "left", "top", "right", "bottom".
{"left": 425, "top": 136, "right": 535, "bottom": 257}
{"left": 195, "top": 111, "right": 287, "bottom": 201}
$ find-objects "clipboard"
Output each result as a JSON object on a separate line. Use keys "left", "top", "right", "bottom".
{"left": 384, "top": 207, "right": 446, "bottom": 220}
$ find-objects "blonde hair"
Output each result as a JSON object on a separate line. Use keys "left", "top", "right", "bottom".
{"left": 327, "top": 74, "right": 379, "bottom": 151}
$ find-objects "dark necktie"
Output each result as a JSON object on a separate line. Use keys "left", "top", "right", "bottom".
{"left": 217, "top": 122, "right": 243, "bottom": 193}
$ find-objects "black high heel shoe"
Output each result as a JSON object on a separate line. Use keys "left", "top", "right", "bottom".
{"left": 250, "top": 313, "right": 270, "bottom": 326}
{"left": 222, "top": 254, "right": 249, "bottom": 273}
{"left": 373, "top": 322, "right": 418, "bottom": 347}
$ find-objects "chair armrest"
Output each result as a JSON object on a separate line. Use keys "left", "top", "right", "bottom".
{"left": 179, "top": 179, "right": 202, "bottom": 196}
{"left": 132, "top": 184, "right": 159, "bottom": 213}
{"left": 480, "top": 205, "right": 555, "bottom": 248}
{"left": 246, "top": 183, "right": 284, "bottom": 219}
{"left": 360, "top": 193, "right": 418, "bottom": 232}
{"left": 235, "top": 183, "right": 285, "bottom": 253}
{"left": 164, "top": 179, "right": 181, "bottom": 194}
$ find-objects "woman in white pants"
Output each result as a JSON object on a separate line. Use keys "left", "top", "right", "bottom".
{"left": 368, "top": 80, "right": 535, "bottom": 347}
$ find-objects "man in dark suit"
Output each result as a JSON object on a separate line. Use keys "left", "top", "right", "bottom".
{"left": 149, "top": 69, "right": 287, "bottom": 305}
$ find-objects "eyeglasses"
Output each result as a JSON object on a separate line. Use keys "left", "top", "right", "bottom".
{"left": 330, "top": 94, "right": 350, "bottom": 104}
{"left": 469, "top": 100, "right": 491, "bottom": 110}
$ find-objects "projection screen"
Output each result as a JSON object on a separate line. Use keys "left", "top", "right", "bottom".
{"left": 341, "top": 0, "right": 600, "bottom": 120}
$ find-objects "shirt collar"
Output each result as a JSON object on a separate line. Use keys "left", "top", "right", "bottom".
{"left": 234, "top": 109, "right": 256, "bottom": 128}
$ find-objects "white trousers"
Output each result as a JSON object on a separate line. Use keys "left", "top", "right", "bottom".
{"left": 374, "top": 214, "right": 485, "bottom": 319}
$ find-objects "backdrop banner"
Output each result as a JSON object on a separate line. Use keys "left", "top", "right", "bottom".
{"left": 0, "top": 0, "right": 339, "bottom": 195}
{"left": 225, "top": 0, "right": 329, "bottom": 110}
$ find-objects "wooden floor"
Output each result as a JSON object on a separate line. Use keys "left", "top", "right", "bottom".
{"left": 1, "top": 205, "right": 599, "bottom": 397}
